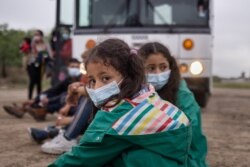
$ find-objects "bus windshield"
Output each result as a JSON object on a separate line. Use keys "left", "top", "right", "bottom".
{"left": 58, "top": 0, "right": 74, "bottom": 26}
{"left": 77, "top": 0, "right": 209, "bottom": 28}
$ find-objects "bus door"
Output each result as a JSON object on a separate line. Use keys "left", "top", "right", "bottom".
{"left": 51, "top": 0, "right": 74, "bottom": 86}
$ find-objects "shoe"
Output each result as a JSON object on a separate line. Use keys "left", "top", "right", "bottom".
{"left": 12, "top": 103, "right": 18, "bottom": 107}
{"left": 27, "top": 127, "right": 49, "bottom": 144}
{"left": 27, "top": 107, "right": 46, "bottom": 121}
{"left": 45, "top": 125, "right": 60, "bottom": 138}
{"left": 3, "top": 105, "right": 25, "bottom": 118}
{"left": 41, "top": 131, "right": 77, "bottom": 154}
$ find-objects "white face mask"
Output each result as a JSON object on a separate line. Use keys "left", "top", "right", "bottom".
{"left": 86, "top": 80, "right": 121, "bottom": 107}
{"left": 62, "top": 33, "right": 69, "bottom": 40}
{"left": 68, "top": 67, "right": 81, "bottom": 77}
{"left": 146, "top": 70, "right": 171, "bottom": 90}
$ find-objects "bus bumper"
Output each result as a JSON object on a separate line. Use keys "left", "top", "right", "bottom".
{"left": 184, "top": 77, "right": 211, "bottom": 108}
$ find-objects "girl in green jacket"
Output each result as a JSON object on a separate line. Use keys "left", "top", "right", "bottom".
{"left": 49, "top": 39, "right": 191, "bottom": 167}
{"left": 138, "top": 42, "right": 209, "bottom": 167}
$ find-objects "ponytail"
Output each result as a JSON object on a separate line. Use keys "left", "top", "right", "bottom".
{"left": 119, "top": 50, "right": 145, "bottom": 99}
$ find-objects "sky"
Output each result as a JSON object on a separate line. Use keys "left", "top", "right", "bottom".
{"left": 0, "top": 0, "right": 250, "bottom": 78}
{"left": 0, "top": 0, "right": 56, "bottom": 32}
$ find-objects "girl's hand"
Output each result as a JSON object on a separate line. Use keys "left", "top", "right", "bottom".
{"left": 68, "top": 82, "right": 86, "bottom": 95}
{"left": 67, "top": 82, "right": 86, "bottom": 106}
{"left": 59, "top": 104, "right": 71, "bottom": 116}
{"left": 56, "top": 115, "right": 73, "bottom": 126}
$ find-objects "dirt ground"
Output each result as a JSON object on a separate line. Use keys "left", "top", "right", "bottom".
{"left": 0, "top": 88, "right": 249, "bottom": 167}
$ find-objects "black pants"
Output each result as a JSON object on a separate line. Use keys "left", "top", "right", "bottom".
{"left": 27, "top": 64, "right": 42, "bottom": 100}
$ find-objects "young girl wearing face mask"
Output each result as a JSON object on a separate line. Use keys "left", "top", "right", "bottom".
{"left": 49, "top": 39, "right": 191, "bottom": 167}
{"left": 138, "top": 42, "right": 209, "bottom": 167}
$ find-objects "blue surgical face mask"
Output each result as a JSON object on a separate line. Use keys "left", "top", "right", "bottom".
{"left": 68, "top": 67, "right": 81, "bottom": 77}
{"left": 146, "top": 70, "right": 171, "bottom": 90}
{"left": 86, "top": 80, "right": 121, "bottom": 107}
{"left": 62, "top": 33, "right": 69, "bottom": 40}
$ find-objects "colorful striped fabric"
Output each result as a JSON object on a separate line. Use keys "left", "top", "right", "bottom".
{"left": 112, "top": 92, "right": 189, "bottom": 135}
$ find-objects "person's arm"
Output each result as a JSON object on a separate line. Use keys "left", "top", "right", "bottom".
{"left": 178, "top": 91, "right": 199, "bottom": 123}
{"left": 58, "top": 103, "right": 71, "bottom": 116}
{"left": 48, "top": 135, "right": 132, "bottom": 167}
{"left": 44, "top": 79, "right": 70, "bottom": 98}
{"left": 66, "top": 82, "right": 87, "bottom": 106}
{"left": 56, "top": 115, "right": 74, "bottom": 126}
{"left": 56, "top": 104, "right": 74, "bottom": 126}
{"left": 176, "top": 80, "right": 200, "bottom": 125}
{"left": 22, "top": 55, "right": 28, "bottom": 70}
{"left": 45, "top": 40, "right": 53, "bottom": 59}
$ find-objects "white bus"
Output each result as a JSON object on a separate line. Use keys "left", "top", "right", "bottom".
{"left": 55, "top": 0, "right": 213, "bottom": 107}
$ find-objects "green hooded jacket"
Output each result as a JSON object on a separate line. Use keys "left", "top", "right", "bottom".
{"left": 176, "top": 80, "right": 209, "bottom": 167}
{"left": 49, "top": 86, "right": 192, "bottom": 167}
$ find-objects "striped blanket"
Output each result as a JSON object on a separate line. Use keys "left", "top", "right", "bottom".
{"left": 112, "top": 85, "right": 189, "bottom": 135}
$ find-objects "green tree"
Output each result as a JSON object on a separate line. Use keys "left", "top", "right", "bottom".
{"left": 0, "top": 23, "right": 27, "bottom": 78}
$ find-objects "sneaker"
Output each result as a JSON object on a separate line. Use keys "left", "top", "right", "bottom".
{"left": 27, "top": 107, "right": 46, "bottom": 121}
{"left": 27, "top": 127, "right": 49, "bottom": 144}
{"left": 41, "top": 132, "right": 77, "bottom": 154}
{"left": 3, "top": 105, "right": 25, "bottom": 118}
{"left": 46, "top": 126, "right": 60, "bottom": 138}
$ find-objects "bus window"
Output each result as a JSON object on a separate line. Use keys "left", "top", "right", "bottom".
{"left": 92, "top": 0, "right": 126, "bottom": 26}
{"left": 154, "top": 5, "right": 172, "bottom": 25}
{"left": 59, "top": 0, "right": 74, "bottom": 26}
{"left": 197, "top": 0, "right": 209, "bottom": 18}
{"left": 140, "top": 0, "right": 208, "bottom": 26}
{"left": 140, "top": 1, "right": 172, "bottom": 25}
{"left": 77, "top": 0, "right": 209, "bottom": 28}
{"left": 79, "top": 0, "right": 90, "bottom": 26}
{"left": 78, "top": 0, "right": 128, "bottom": 27}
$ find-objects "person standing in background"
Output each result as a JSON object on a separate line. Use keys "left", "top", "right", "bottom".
{"left": 50, "top": 27, "right": 72, "bottom": 86}
{"left": 29, "top": 29, "right": 53, "bottom": 97}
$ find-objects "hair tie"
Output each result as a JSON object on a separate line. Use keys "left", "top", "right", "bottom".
{"left": 130, "top": 48, "right": 138, "bottom": 55}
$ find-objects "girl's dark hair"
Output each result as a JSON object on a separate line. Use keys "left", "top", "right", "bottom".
{"left": 85, "top": 38, "right": 145, "bottom": 108}
{"left": 138, "top": 42, "right": 180, "bottom": 104}
{"left": 68, "top": 58, "right": 80, "bottom": 65}
{"left": 36, "top": 29, "right": 44, "bottom": 37}
{"left": 24, "top": 37, "right": 31, "bottom": 45}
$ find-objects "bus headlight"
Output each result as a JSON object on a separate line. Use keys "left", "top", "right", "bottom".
{"left": 190, "top": 61, "right": 203, "bottom": 75}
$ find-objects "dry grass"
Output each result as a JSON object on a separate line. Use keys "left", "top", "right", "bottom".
{"left": 213, "top": 81, "right": 250, "bottom": 89}
{"left": 0, "top": 67, "right": 51, "bottom": 90}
